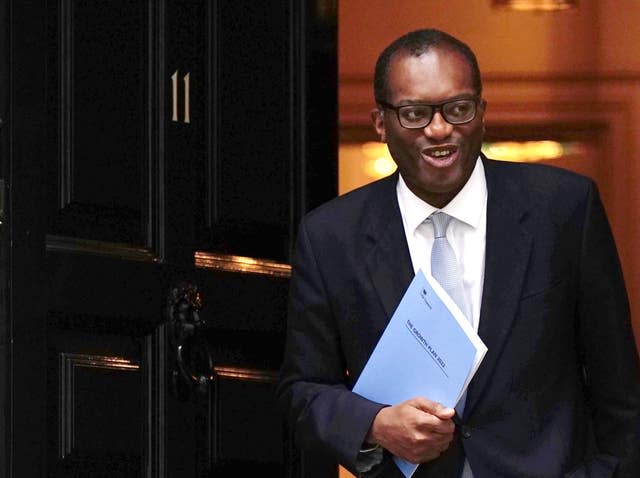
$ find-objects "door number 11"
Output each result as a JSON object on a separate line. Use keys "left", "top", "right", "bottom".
{"left": 171, "top": 71, "right": 191, "bottom": 124}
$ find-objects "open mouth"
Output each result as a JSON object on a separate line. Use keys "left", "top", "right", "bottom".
{"left": 420, "top": 145, "right": 459, "bottom": 167}
{"left": 422, "top": 145, "right": 458, "bottom": 159}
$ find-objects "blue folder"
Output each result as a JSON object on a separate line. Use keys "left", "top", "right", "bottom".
{"left": 352, "top": 269, "right": 486, "bottom": 477}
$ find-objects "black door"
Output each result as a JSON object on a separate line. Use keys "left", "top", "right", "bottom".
{"left": 2, "top": 1, "right": 337, "bottom": 477}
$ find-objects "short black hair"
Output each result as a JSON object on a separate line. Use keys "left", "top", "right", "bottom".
{"left": 373, "top": 29, "right": 482, "bottom": 104}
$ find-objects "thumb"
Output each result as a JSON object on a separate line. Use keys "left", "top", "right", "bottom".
{"left": 410, "top": 397, "right": 455, "bottom": 419}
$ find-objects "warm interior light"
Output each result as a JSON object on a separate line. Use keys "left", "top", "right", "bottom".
{"left": 482, "top": 140, "right": 565, "bottom": 162}
{"left": 338, "top": 140, "right": 576, "bottom": 196}
{"left": 361, "top": 142, "right": 397, "bottom": 179}
{"left": 359, "top": 140, "right": 568, "bottom": 167}
{"left": 492, "top": 0, "right": 577, "bottom": 11}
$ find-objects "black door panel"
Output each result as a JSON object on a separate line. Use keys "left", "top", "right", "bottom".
{"left": 4, "top": 0, "right": 337, "bottom": 477}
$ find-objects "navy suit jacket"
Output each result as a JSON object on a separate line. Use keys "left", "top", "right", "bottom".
{"left": 277, "top": 157, "right": 640, "bottom": 477}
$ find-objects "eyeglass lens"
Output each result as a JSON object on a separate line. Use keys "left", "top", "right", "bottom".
{"left": 397, "top": 99, "right": 476, "bottom": 128}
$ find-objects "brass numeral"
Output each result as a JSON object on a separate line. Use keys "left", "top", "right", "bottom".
{"left": 171, "top": 70, "right": 191, "bottom": 124}
{"left": 171, "top": 71, "right": 179, "bottom": 122}
{"left": 183, "top": 73, "right": 190, "bottom": 124}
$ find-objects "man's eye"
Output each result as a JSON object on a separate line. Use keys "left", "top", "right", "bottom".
{"left": 447, "top": 101, "right": 473, "bottom": 117}
{"left": 401, "top": 108, "right": 428, "bottom": 122}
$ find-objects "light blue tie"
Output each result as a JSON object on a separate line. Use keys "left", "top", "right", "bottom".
{"left": 430, "top": 212, "right": 467, "bottom": 316}
{"left": 429, "top": 212, "right": 470, "bottom": 416}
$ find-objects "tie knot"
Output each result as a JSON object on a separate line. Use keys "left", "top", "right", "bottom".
{"left": 430, "top": 212, "right": 452, "bottom": 238}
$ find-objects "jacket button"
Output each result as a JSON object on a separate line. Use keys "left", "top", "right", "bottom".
{"left": 460, "top": 425, "right": 472, "bottom": 439}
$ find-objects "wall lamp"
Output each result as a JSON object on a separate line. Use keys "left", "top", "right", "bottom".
{"left": 493, "top": 0, "right": 578, "bottom": 11}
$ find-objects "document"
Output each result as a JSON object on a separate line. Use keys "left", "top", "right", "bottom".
{"left": 352, "top": 269, "right": 487, "bottom": 478}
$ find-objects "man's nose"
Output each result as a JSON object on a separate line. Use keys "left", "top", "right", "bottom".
{"left": 423, "top": 112, "right": 453, "bottom": 140}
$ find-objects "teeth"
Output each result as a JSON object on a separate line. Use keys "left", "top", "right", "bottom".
{"left": 431, "top": 149, "right": 452, "bottom": 157}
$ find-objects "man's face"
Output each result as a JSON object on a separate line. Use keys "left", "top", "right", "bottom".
{"left": 372, "top": 48, "right": 486, "bottom": 208}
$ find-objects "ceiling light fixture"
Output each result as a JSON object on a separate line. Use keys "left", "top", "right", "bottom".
{"left": 492, "top": 0, "right": 578, "bottom": 11}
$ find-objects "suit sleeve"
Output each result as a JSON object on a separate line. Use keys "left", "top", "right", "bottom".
{"left": 577, "top": 182, "right": 640, "bottom": 477}
{"left": 275, "top": 217, "right": 386, "bottom": 474}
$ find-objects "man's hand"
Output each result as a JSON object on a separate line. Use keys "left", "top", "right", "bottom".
{"left": 365, "top": 397, "right": 456, "bottom": 464}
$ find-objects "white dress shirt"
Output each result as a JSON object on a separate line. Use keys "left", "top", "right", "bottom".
{"left": 397, "top": 158, "right": 487, "bottom": 332}
{"left": 396, "top": 157, "right": 487, "bottom": 478}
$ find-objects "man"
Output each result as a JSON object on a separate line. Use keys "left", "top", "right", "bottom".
{"left": 276, "top": 28, "right": 640, "bottom": 477}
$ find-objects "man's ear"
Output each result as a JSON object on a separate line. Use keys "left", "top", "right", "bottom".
{"left": 371, "top": 108, "right": 386, "bottom": 143}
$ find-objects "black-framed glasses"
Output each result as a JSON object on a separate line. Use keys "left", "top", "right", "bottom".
{"left": 379, "top": 97, "right": 480, "bottom": 129}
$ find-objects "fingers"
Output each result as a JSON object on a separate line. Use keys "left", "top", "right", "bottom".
{"left": 367, "top": 398, "right": 456, "bottom": 464}
{"left": 420, "top": 441, "right": 451, "bottom": 462}
{"left": 405, "top": 397, "right": 456, "bottom": 436}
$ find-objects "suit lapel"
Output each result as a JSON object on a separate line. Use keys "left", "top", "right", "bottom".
{"left": 363, "top": 174, "right": 415, "bottom": 321}
{"left": 464, "top": 159, "right": 533, "bottom": 417}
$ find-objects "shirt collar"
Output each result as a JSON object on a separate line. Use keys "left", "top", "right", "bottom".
{"left": 396, "top": 157, "right": 487, "bottom": 233}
